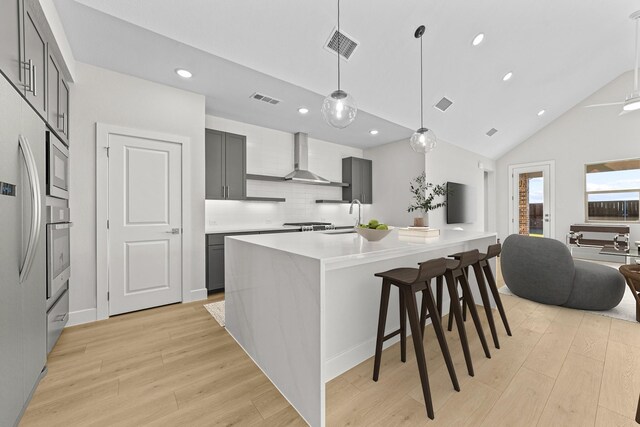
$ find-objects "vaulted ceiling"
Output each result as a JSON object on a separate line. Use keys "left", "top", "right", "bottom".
{"left": 56, "top": 0, "right": 639, "bottom": 158}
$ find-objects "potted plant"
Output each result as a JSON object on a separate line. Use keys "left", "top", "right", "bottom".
{"left": 407, "top": 172, "right": 447, "bottom": 227}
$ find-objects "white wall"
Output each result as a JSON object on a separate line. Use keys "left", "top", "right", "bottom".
{"left": 70, "top": 62, "right": 206, "bottom": 320}
{"left": 365, "top": 138, "right": 495, "bottom": 231}
{"left": 205, "top": 116, "right": 365, "bottom": 227}
{"left": 496, "top": 70, "right": 640, "bottom": 242}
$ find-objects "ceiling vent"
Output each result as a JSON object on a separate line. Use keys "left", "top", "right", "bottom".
{"left": 486, "top": 128, "right": 498, "bottom": 137}
{"left": 434, "top": 97, "right": 453, "bottom": 112}
{"left": 250, "top": 92, "right": 281, "bottom": 105}
{"left": 324, "top": 28, "right": 359, "bottom": 60}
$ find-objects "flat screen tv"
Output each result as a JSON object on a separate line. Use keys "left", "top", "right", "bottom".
{"left": 446, "top": 182, "right": 476, "bottom": 224}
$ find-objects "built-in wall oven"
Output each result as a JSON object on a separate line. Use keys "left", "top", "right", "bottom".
{"left": 47, "top": 204, "right": 71, "bottom": 301}
{"left": 46, "top": 200, "right": 70, "bottom": 353}
{"left": 46, "top": 131, "right": 69, "bottom": 200}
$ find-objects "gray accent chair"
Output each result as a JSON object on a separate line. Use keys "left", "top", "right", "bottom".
{"left": 501, "top": 234, "right": 625, "bottom": 310}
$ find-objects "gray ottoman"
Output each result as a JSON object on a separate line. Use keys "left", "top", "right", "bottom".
{"left": 501, "top": 234, "right": 625, "bottom": 311}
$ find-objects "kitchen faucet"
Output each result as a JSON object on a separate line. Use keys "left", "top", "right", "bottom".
{"left": 349, "top": 199, "right": 362, "bottom": 228}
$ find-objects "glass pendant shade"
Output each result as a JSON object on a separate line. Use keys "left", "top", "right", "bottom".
{"left": 409, "top": 127, "right": 437, "bottom": 153}
{"left": 321, "top": 90, "right": 357, "bottom": 129}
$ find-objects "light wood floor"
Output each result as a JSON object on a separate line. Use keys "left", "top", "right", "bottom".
{"left": 21, "top": 284, "right": 640, "bottom": 426}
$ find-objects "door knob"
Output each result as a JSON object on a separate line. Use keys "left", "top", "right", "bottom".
{"left": 165, "top": 228, "right": 180, "bottom": 234}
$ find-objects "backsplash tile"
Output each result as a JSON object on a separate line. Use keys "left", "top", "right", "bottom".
{"left": 205, "top": 180, "right": 367, "bottom": 227}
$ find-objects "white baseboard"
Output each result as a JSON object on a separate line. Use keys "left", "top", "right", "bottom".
{"left": 189, "top": 288, "right": 208, "bottom": 302}
{"left": 67, "top": 308, "right": 97, "bottom": 327}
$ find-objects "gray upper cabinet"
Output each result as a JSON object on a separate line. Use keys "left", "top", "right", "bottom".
{"left": 59, "top": 79, "right": 69, "bottom": 140}
{"left": 47, "top": 52, "right": 69, "bottom": 143}
{"left": 0, "top": 0, "right": 22, "bottom": 88}
{"left": 224, "top": 132, "right": 246, "bottom": 200}
{"left": 342, "top": 157, "right": 373, "bottom": 204}
{"left": 47, "top": 53, "right": 59, "bottom": 132}
{"left": 205, "top": 128, "right": 246, "bottom": 200}
{"left": 23, "top": 0, "right": 47, "bottom": 118}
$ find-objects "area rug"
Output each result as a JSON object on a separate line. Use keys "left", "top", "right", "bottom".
{"left": 498, "top": 285, "right": 637, "bottom": 323}
{"left": 204, "top": 301, "right": 225, "bottom": 327}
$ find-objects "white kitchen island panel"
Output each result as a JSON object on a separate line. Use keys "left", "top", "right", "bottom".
{"left": 225, "top": 238, "right": 324, "bottom": 426}
{"left": 225, "top": 229, "right": 497, "bottom": 427}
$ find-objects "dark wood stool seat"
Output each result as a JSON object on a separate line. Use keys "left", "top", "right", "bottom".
{"left": 373, "top": 258, "right": 460, "bottom": 420}
{"left": 448, "top": 243, "right": 512, "bottom": 350}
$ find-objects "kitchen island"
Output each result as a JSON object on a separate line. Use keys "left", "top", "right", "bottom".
{"left": 225, "top": 228, "right": 497, "bottom": 426}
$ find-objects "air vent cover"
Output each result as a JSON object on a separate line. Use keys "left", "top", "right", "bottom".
{"left": 325, "top": 28, "right": 359, "bottom": 60}
{"left": 486, "top": 128, "right": 498, "bottom": 137}
{"left": 250, "top": 92, "right": 281, "bottom": 105}
{"left": 434, "top": 97, "right": 453, "bottom": 112}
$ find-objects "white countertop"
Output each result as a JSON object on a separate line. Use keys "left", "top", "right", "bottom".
{"left": 228, "top": 228, "right": 497, "bottom": 263}
{"left": 205, "top": 225, "right": 302, "bottom": 234}
{"left": 205, "top": 224, "right": 355, "bottom": 234}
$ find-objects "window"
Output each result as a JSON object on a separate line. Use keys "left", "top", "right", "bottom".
{"left": 585, "top": 159, "right": 640, "bottom": 222}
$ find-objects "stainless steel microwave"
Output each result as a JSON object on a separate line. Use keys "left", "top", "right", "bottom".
{"left": 46, "top": 132, "right": 69, "bottom": 199}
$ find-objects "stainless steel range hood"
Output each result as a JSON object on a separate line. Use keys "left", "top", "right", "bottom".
{"left": 284, "top": 133, "right": 331, "bottom": 184}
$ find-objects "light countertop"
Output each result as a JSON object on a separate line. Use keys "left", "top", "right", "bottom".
{"left": 227, "top": 228, "right": 497, "bottom": 264}
{"left": 205, "top": 224, "right": 355, "bottom": 234}
{"left": 205, "top": 225, "right": 302, "bottom": 234}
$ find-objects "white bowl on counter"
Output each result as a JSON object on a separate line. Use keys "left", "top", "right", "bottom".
{"left": 355, "top": 226, "right": 393, "bottom": 242}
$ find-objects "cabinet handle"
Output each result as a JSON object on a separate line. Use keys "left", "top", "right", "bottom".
{"left": 222, "top": 185, "right": 225, "bottom": 199}
{"left": 226, "top": 186, "right": 230, "bottom": 199}
{"left": 32, "top": 64, "right": 37, "bottom": 97}
{"left": 59, "top": 112, "right": 65, "bottom": 133}
{"left": 23, "top": 60, "right": 34, "bottom": 94}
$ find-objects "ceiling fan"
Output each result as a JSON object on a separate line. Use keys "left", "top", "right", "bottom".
{"left": 585, "top": 10, "right": 640, "bottom": 115}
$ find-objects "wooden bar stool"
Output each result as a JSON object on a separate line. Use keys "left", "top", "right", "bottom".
{"left": 448, "top": 244, "right": 512, "bottom": 349}
{"left": 441, "top": 250, "right": 492, "bottom": 376}
{"left": 373, "top": 258, "right": 460, "bottom": 420}
{"left": 619, "top": 264, "right": 640, "bottom": 323}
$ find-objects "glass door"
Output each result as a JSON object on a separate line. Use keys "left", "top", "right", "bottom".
{"left": 511, "top": 164, "right": 552, "bottom": 238}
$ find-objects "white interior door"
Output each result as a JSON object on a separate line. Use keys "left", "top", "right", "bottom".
{"left": 510, "top": 163, "right": 554, "bottom": 238}
{"left": 108, "top": 134, "right": 182, "bottom": 315}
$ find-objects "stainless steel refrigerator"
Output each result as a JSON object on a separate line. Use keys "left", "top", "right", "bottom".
{"left": 0, "top": 72, "right": 47, "bottom": 425}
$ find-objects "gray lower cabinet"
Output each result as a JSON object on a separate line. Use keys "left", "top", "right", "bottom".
{"left": 206, "top": 230, "right": 298, "bottom": 291}
{"left": 342, "top": 157, "right": 373, "bottom": 204}
{"left": 0, "top": 0, "right": 22, "bottom": 87}
{"left": 205, "top": 129, "right": 246, "bottom": 200}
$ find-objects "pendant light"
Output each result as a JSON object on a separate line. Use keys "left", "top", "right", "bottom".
{"left": 321, "top": 0, "right": 357, "bottom": 128}
{"left": 409, "top": 25, "right": 437, "bottom": 153}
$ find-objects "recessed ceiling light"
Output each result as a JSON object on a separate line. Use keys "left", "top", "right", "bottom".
{"left": 369, "top": 129, "right": 379, "bottom": 135}
{"left": 298, "top": 107, "right": 309, "bottom": 114}
{"left": 502, "top": 71, "right": 513, "bottom": 81}
{"left": 537, "top": 109, "right": 546, "bottom": 116}
{"left": 175, "top": 69, "right": 192, "bottom": 79}
{"left": 472, "top": 33, "right": 485, "bottom": 46}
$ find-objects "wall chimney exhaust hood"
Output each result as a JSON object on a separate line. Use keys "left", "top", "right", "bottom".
{"left": 284, "top": 133, "right": 331, "bottom": 184}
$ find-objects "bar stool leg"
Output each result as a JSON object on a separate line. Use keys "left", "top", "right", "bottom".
{"left": 472, "top": 262, "right": 500, "bottom": 349}
{"left": 373, "top": 280, "right": 391, "bottom": 381}
{"left": 400, "top": 288, "right": 407, "bottom": 363}
{"left": 483, "top": 261, "right": 512, "bottom": 336}
{"left": 459, "top": 270, "right": 491, "bottom": 359}
{"left": 461, "top": 267, "right": 468, "bottom": 322}
{"left": 419, "top": 288, "right": 428, "bottom": 337}
{"left": 422, "top": 282, "right": 460, "bottom": 392}
{"left": 447, "top": 297, "right": 455, "bottom": 332}
{"left": 445, "top": 270, "right": 475, "bottom": 376}
{"left": 404, "top": 285, "right": 435, "bottom": 420}
{"left": 436, "top": 275, "right": 443, "bottom": 316}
